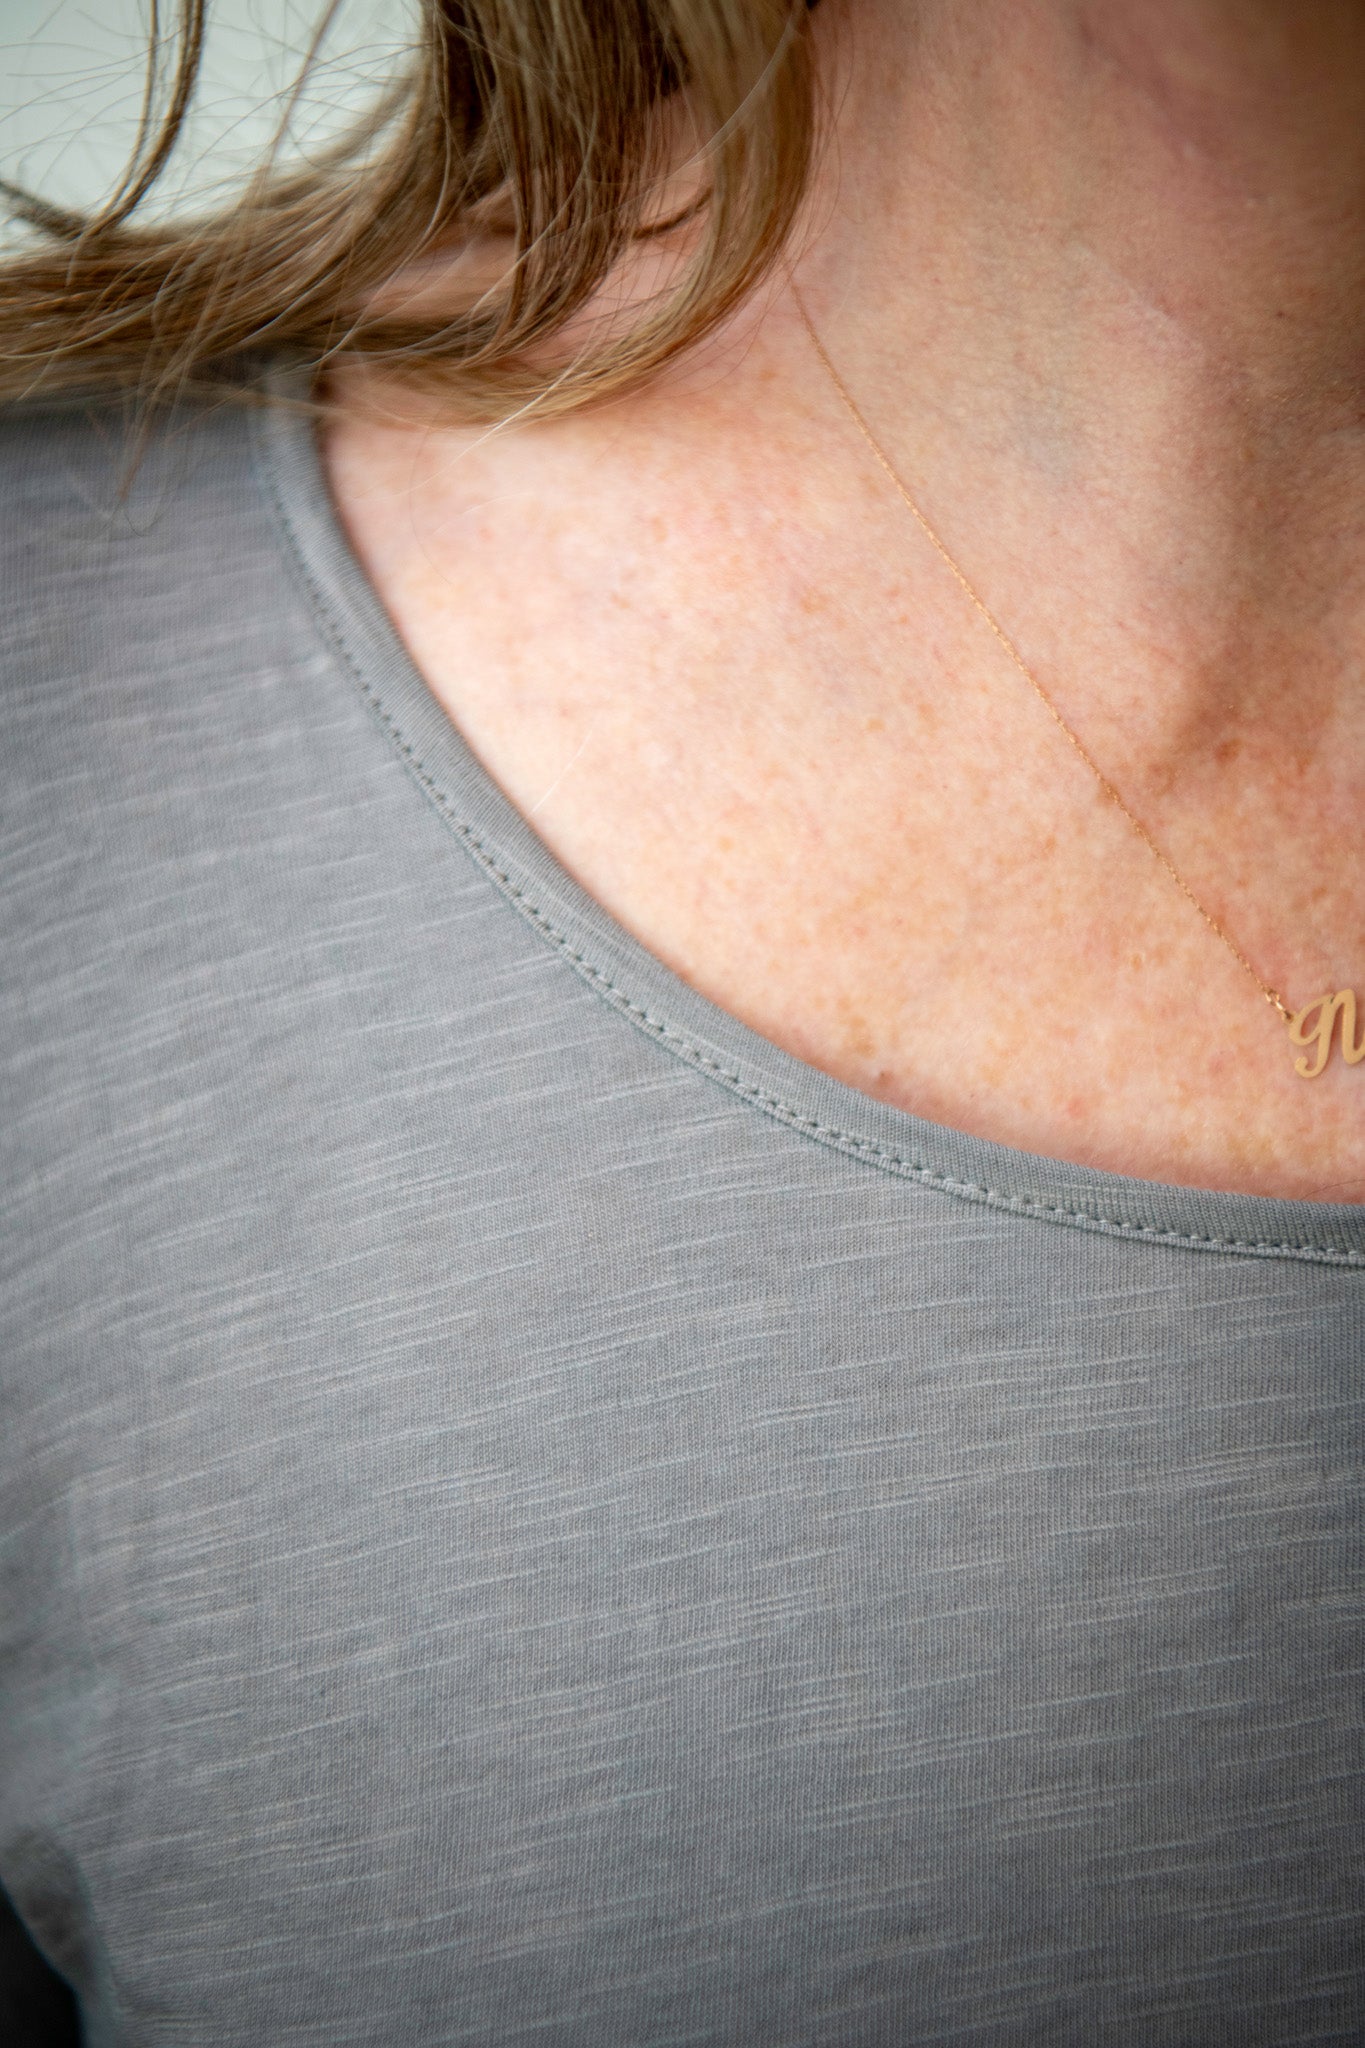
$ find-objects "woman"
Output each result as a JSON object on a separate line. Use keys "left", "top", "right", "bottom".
{"left": 1, "top": 2, "right": 1361, "bottom": 2040}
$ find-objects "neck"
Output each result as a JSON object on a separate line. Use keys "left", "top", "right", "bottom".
{"left": 779, "top": 0, "right": 1365, "bottom": 758}
{"left": 822, "top": 0, "right": 1365, "bottom": 396}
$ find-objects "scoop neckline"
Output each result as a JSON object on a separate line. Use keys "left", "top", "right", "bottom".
{"left": 251, "top": 369, "right": 1365, "bottom": 1267}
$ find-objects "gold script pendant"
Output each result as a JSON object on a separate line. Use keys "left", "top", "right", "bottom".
{"left": 1288, "top": 990, "right": 1365, "bottom": 1077}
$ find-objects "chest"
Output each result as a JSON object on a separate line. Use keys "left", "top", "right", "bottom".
{"left": 325, "top": 410, "right": 1365, "bottom": 1201}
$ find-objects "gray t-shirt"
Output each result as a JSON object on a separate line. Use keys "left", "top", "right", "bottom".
{"left": 1, "top": 383, "right": 1362, "bottom": 2047}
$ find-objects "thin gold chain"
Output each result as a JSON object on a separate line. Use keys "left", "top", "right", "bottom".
{"left": 792, "top": 288, "right": 1292, "bottom": 1024}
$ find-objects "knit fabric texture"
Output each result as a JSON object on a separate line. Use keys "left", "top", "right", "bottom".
{"left": 1, "top": 386, "right": 1362, "bottom": 2046}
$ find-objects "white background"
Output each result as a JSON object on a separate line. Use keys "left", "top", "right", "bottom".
{"left": 0, "top": 0, "right": 410, "bottom": 241}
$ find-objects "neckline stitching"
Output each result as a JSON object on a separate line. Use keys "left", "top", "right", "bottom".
{"left": 254, "top": 406, "right": 1365, "bottom": 1269}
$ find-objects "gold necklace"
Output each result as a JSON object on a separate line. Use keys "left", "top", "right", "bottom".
{"left": 794, "top": 289, "right": 1362, "bottom": 1082}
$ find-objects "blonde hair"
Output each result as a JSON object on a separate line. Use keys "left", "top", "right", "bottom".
{"left": 0, "top": 0, "right": 819, "bottom": 416}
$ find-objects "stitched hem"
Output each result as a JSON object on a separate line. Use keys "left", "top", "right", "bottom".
{"left": 254, "top": 400, "right": 1365, "bottom": 1270}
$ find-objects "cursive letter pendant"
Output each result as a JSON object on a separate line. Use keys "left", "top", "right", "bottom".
{"left": 1287, "top": 990, "right": 1365, "bottom": 1078}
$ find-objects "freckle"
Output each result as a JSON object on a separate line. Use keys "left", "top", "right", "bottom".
{"left": 865, "top": 715, "right": 885, "bottom": 734}
{"left": 1215, "top": 736, "right": 1241, "bottom": 764}
{"left": 841, "top": 1011, "right": 875, "bottom": 1058}
{"left": 1130, "top": 952, "right": 1145, "bottom": 971}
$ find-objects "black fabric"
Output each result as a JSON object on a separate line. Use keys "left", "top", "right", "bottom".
{"left": 0, "top": 1883, "right": 80, "bottom": 2047}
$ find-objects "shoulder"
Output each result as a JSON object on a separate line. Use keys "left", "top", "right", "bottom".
{"left": 0, "top": 372, "right": 366, "bottom": 1036}
{"left": 0, "top": 376, "right": 265, "bottom": 536}
{"left": 0, "top": 373, "right": 330, "bottom": 805}
{"left": 0, "top": 377, "right": 279, "bottom": 667}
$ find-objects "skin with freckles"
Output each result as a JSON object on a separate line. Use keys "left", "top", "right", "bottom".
{"left": 326, "top": 0, "right": 1365, "bottom": 1201}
